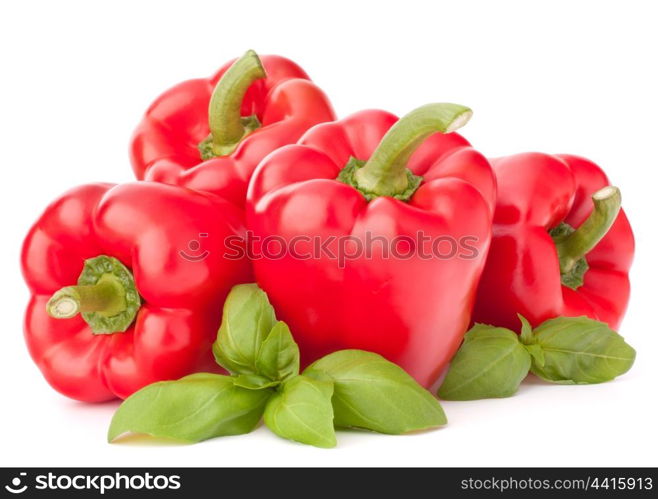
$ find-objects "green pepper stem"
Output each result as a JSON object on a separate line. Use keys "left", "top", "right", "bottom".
{"left": 354, "top": 103, "right": 473, "bottom": 197}
{"left": 555, "top": 186, "right": 622, "bottom": 274}
{"left": 47, "top": 274, "right": 127, "bottom": 319}
{"left": 207, "top": 49, "right": 266, "bottom": 157}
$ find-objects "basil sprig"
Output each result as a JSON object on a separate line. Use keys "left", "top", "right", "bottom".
{"left": 212, "top": 283, "right": 278, "bottom": 375}
{"left": 437, "top": 325, "right": 531, "bottom": 401}
{"left": 109, "top": 284, "right": 446, "bottom": 448}
{"left": 438, "top": 315, "right": 636, "bottom": 400}
{"left": 107, "top": 374, "right": 270, "bottom": 442}
{"left": 305, "top": 350, "right": 446, "bottom": 434}
{"left": 264, "top": 375, "right": 336, "bottom": 448}
{"left": 525, "top": 316, "right": 636, "bottom": 384}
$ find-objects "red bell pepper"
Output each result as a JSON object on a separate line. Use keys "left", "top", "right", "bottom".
{"left": 246, "top": 104, "right": 495, "bottom": 387}
{"left": 130, "top": 50, "right": 335, "bottom": 206}
{"left": 472, "top": 153, "right": 634, "bottom": 331}
{"left": 21, "top": 182, "right": 251, "bottom": 402}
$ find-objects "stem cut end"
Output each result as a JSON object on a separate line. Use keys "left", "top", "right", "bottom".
{"left": 47, "top": 291, "right": 80, "bottom": 319}
{"left": 446, "top": 109, "right": 473, "bottom": 133}
{"left": 593, "top": 185, "right": 620, "bottom": 202}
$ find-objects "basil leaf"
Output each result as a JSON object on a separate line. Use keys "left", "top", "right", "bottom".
{"left": 256, "top": 321, "right": 300, "bottom": 381}
{"left": 305, "top": 350, "right": 446, "bottom": 434}
{"left": 108, "top": 373, "right": 271, "bottom": 443}
{"left": 528, "top": 316, "right": 636, "bottom": 384}
{"left": 518, "top": 314, "right": 533, "bottom": 344}
{"left": 517, "top": 315, "right": 545, "bottom": 364}
{"left": 524, "top": 343, "right": 545, "bottom": 366}
{"left": 438, "top": 324, "right": 531, "bottom": 400}
{"left": 233, "top": 374, "right": 280, "bottom": 390}
{"left": 264, "top": 375, "right": 336, "bottom": 448}
{"left": 213, "top": 284, "right": 277, "bottom": 375}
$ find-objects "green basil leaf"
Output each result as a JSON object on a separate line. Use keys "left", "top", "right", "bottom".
{"left": 255, "top": 321, "right": 300, "bottom": 381}
{"left": 264, "top": 375, "right": 336, "bottom": 448}
{"left": 524, "top": 343, "right": 546, "bottom": 366}
{"left": 305, "top": 350, "right": 446, "bottom": 434}
{"left": 213, "top": 284, "right": 277, "bottom": 375}
{"left": 518, "top": 314, "right": 534, "bottom": 344}
{"left": 233, "top": 374, "right": 280, "bottom": 390}
{"left": 529, "top": 316, "right": 636, "bottom": 384}
{"left": 438, "top": 324, "right": 531, "bottom": 400}
{"left": 108, "top": 373, "right": 271, "bottom": 443}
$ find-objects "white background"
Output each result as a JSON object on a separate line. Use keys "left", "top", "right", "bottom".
{"left": 1, "top": 0, "right": 656, "bottom": 467}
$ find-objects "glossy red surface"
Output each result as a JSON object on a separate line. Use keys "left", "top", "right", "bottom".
{"left": 21, "top": 182, "right": 251, "bottom": 401}
{"left": 247, "top": 110, "right": 495, "bottom": 387}
{"left": 473, "top": 153, "right": 634, "bottom": 330}
{"left": 130, "top": 55, "right": 335, "bottom": 206}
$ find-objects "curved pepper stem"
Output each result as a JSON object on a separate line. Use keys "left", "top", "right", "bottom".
{"left": 48, "top": 275, "right": 127, "bottom": 319}
{"left": 199, "top": 50, "right": 267, "bottom": 159}
{"left": 353, "top": 103, "right": 473, "bottom": 199}
{"left": 555, "top": 186, "right": 622, "bottom": 276}
{"left": 46, "top": 256, "right": 141, "bottom": 335}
